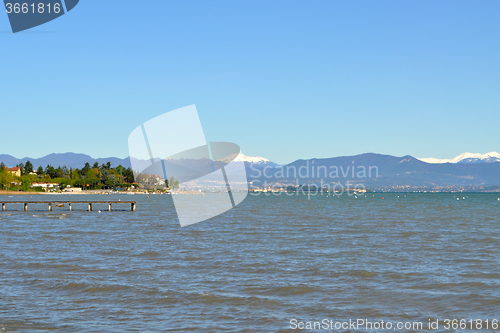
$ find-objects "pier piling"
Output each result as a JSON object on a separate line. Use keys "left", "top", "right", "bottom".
{"left": 0, "top": 201, "right": 136, "bottom": 212}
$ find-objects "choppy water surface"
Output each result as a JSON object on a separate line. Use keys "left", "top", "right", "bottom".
{"left": 1, "top": 193, "right": 500, "bottom": 332}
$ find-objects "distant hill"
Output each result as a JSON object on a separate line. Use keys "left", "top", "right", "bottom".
{"left": 0, "top": 153, "right": 131, "bottom": 169}
{"left": 247, "top": 153, "right": 500, "bottom": 188}
{"left": 0, "top": 152, "right": 278, "bottom": 170}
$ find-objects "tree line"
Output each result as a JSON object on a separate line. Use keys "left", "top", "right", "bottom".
{"left": 0, "top": 160, "right": 151, "bottom": 191}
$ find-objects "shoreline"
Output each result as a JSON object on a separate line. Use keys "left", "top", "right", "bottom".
{"left": 0, "top": 190, "right": 155, "bottom": 195}
{"left": 0, "top": 191, "right": 42, "bottom": 196}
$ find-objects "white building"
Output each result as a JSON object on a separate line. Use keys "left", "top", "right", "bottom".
{"left": 31, "top": 182, "right": 59, "bottom": 189}
{"left": 63, "top": 187, "right": 82, "bottom": 193}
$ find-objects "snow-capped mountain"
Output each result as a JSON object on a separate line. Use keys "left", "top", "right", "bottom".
{"left": 232, "top": 153, "right": 272, "bottom": 164}
{"left": 417, "top": 152, "right": 500, "bottom": 164}
{"left": 218, "top": 153, "right": 278, "bottom": 166}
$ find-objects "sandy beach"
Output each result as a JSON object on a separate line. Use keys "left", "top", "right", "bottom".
{"left": 0, "top": 191, "right": 42, "bottom": 196}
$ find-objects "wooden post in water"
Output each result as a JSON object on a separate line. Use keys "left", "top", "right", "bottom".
{"left": 0, "top": 201, "right": 136, "bottom": 212}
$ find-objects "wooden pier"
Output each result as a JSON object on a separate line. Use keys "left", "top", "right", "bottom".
{"left": 0, "top": 201, "right": 137, "bottom": 212}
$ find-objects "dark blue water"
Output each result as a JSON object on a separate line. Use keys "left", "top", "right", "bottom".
{"left": 1, "top": 193, "right": 499, "bottom": 332}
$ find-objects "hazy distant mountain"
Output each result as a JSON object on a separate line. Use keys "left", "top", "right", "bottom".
{"left": 248, "top": 153, "right": 500, "bottom": 188}
{"left": 0, "top": 152, "right": 278, "bottom": 170}
{"left": 0, "top": 153, "right": 131, "bottom": 169}
{"left": 417, "top": 152, "right": 500, "bottom": 164}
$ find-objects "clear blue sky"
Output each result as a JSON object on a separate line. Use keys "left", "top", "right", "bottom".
{"left": 1, "top": 1, "right": 499, "bottom": 164}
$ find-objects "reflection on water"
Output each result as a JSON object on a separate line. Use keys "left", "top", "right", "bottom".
{"left": 0, "top": 193, "right": 499, "bottom": 331}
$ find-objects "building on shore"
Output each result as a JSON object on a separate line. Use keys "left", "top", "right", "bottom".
{"left": 7, "top": 167, "right": 21, "bottom": 177}
{"left": 31, "top": 183, "right": 59, "bottom": 190}
{"left": 63, "top": 187, "right": 82, "bottom": 193}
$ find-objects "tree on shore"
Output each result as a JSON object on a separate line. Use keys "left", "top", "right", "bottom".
{"left": 0, "top": 166, "right": 16, "bottom": 190}
{"left": 81, "top": 163, "right": 91, "bottom": 177}
{"left": 123, "top": 167, "right": 134, "bottom": 183}
{"left": 17, "top": 163, "right": 25, "bottom": 175}
{"left": 0, "top": 160, "right": 159, "bottom": 192}
{"left": 25, "top": 160, "right": 34, "bottom": 174}
{"left": 169, "top": 176, "right": 179, "bottom": 189}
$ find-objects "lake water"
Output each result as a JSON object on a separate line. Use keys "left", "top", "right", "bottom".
{"left": 1, "top": 193, "right": 500, "bottom": 332}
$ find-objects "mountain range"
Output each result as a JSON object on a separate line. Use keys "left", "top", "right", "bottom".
{"left": 1, "top": 152, "right": 499, "bottom": 189}
{"left": 246, "top": 153, "right": 500, "bottom": 189}
{"left": 0, "top": 153, "right": 131, "bottom": 170}
{"left": 0, "top": 152, "right": 279, "bottom": 170}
